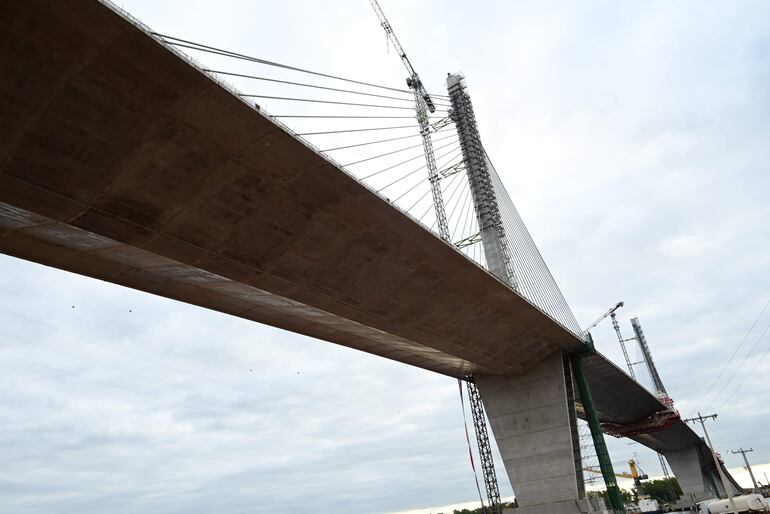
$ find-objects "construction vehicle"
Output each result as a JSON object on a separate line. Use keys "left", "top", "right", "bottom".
{"left": 585, "top": 459, "right": 662, "bottom": 513}
{"left": 696, "top": 494, "right": 770, "bottom": 513}
{"left": 584, "top": 459, "right": 648, "bottom": 491}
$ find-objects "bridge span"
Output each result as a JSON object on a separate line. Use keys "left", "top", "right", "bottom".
{"left": 0, "top": 1, "right": 740, "bottom": 512}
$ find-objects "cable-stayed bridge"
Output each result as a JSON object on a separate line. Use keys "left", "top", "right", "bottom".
{"left": 0, "top": 1, "right": 745, "bottom": 513}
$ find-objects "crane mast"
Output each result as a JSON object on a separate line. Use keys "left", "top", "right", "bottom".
{"left": 368, "top": 0, "right": 450, "bottom": 241}
{"left": 368, "top": 0, "right": 436, "bottom": 113}
{"left": 586, "top": 304, "right": 674, "bottom": 409}
{"left": 583, "top": 301, "right": 636, "bottom": 379}
{"left": 611, "top": 312, "right": 636, "bottom": 380}
{"left": 368, "top": 4, "right": 500, "bottom": 513}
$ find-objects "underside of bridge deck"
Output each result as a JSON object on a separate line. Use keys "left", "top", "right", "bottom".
{"left": 0, "top": 0, "right": 583, "bottom": 380}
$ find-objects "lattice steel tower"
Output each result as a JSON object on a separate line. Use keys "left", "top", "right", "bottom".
{"left": 466, "top": 376, "right": 502, "bottom": 514}
{"left": 368, "top": 0, "right": 450, "bottom": 241}
{"left": 447, "top": 73, "right": 518, "bottom": 290}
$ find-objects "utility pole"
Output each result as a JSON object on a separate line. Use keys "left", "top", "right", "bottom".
{"left": 683, "top": 413, "right": 737, "bottom": 513}
{"left": 731, "top": 447, "right": 759, "bottom": 493}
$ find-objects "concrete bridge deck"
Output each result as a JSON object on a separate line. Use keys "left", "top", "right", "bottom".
{"left": 1, "top": 0, "right": 586, "bottom": 379}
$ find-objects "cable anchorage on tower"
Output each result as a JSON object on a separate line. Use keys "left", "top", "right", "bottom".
{"left": 447, "top": 73, "right": 518, "bottom": 289}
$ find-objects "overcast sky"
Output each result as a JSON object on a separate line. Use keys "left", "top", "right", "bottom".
{"left": 2, "top": 1, "right": 770, "bottom": 513}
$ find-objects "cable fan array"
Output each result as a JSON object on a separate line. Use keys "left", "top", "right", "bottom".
{"left": 153, "top": 34, "right": 581, "bottom": 337}
{"left": 153, "top": 35, "right": 491, "bottom": 265}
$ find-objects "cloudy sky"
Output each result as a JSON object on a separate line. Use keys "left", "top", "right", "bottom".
{"left": 2, "top": 1, "right": 770, "bottom": 513}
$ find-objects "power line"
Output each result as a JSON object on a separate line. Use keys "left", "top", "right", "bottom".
{"left": 706, "top": 312, "right": 770, "bottom": 413}
{"left": 693, "top": 299, "right": 770, "bottom": 415}
{"left": 716, "top": 320, "right": 770, "bottom": 412}
{"left": 716, "top": 418, "right": 744, "bottom": 447}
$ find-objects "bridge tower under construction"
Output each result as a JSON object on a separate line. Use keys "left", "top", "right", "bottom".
{"left": 447, "top": 73, "right": 517, "bottom": 291}
{"left": 446, "top": 72, "right": 619, "bottom": 514}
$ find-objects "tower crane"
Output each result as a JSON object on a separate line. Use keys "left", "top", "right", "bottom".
{"left": 368, "top": 4, "right": 501, "bottom": 513}
{"left": 583, "top": 303, "right": 674, "bottom": 408}
{"left": 368, "top": 0, "right": 451, "bottom": 241}
{"left": 582, "top": 301, "right": 637, "bottom": 379}
{"left": 582, "top": 301, "right": 624, "bottom": 335}
{"left": 368, "top": 0, "right": 436, "bottom": 113}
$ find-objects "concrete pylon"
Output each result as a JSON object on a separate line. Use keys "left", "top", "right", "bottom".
{"left": 663, "top": 445, "right": 742, "bottom": 503}
{"left": 476, "top": 352, "right": 598, "bottom": 514}
{"left": 664, "top": 446, "right": 716, "bottom": 502}
{"left": 447, "top": 73, "right": 518, "bottom": 291}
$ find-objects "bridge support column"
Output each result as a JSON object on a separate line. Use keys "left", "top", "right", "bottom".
{"left": 662, "top": 444, "right": 741, "bottom": 503}
{"left": 663, "top": 446, "right": 715, "bottom": 502}
{"left": 476, "top": 351, "right": 598, "bottom": 514}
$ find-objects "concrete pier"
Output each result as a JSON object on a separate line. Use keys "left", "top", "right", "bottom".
{"left": 664, "top": 446, "right": 742, "bottom": 502}
{"left": 477, "top": 353, "right": 596, "bottom": 514}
